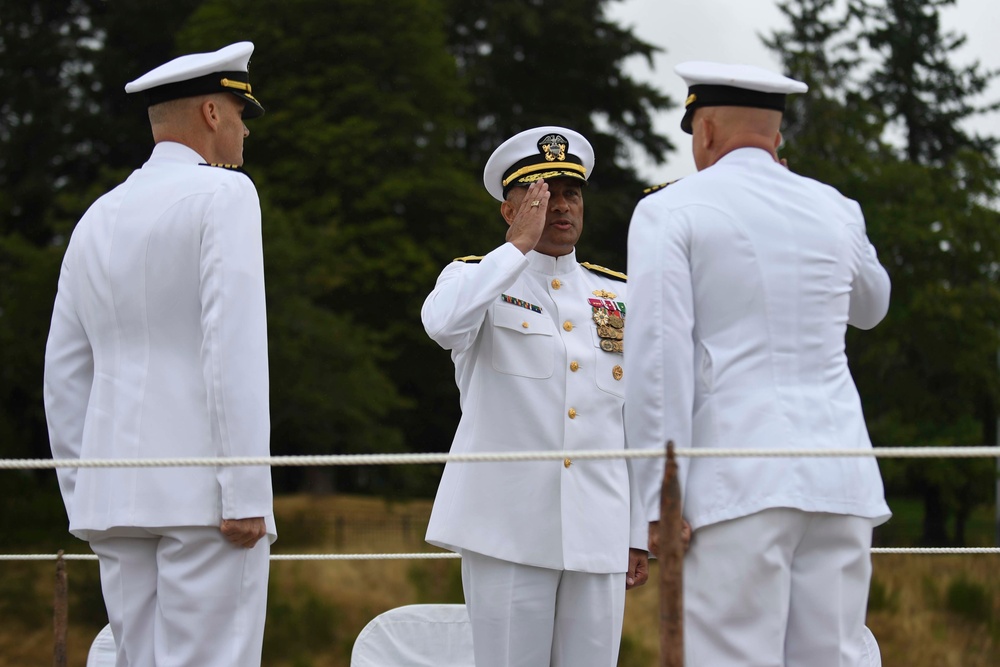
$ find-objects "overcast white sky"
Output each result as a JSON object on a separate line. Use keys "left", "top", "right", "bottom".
{"left": 609, "top": 0, "right": 1000, "bottom": 183}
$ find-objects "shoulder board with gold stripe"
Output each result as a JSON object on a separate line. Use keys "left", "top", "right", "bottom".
{"left": 581, "top": 262, "right": 627, "bottom": 282}
{"left": 200, "top": 162, "right": 254, "bottom": 182}
{"left": 453, "top": 255, "right": 484, "bottom": 264}
{"left": 640, "top": 179, "right": 679, "bottom": 199}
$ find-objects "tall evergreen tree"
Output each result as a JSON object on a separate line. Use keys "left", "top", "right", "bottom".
{"left": 858, "top": 0, "right": 1000, "bottom": 544}
{"left": 1, "top": 0, "right": 100, "bottom": 244}
{"left": 174, "top": 0, "right": 486, "bottom": 494}
{"left": 1, "top": 0, "right": 677, "bottom": 499}
{"left": 862, "top": 0, "right": 999, "bottom": 164}
{"left": 176, "top": 0, "right": 678, "bottom": 493}
{"left": 442, "top": 0, "right": 676, "bottom": 268}
{"left": 0, "top": 1, "right": 203, "bottom": 464}
{"left": 0, "top": 0, "right": 204, "bottom": 243}
{"left": 767, "top": 0, "right": 1000, "bottom": 544}
{"left": 763, "top": 0, "right": 892, "bottom": 177}
{"left": 0, "top": 1, "right": 104, "bottom": 467}
{"left": 0, "top": 0, "right": 204, "bottom": 540}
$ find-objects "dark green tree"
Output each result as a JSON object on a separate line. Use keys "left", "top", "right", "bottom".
{"left": 763, "top": 0, "right": 892, "bottom": 176}
{"left": 858, "top": 0, "right": 1000, "bottom": 545}
{"left": 1, "top": 0, "right": 677, "bottom": 500}
{"left": 863, "top": 0, "right": 999, "bottom": 165}
{"left": 1, "top": 0, "right": 102, "bottom": 244}
{"left": 175, "top": 0, "right": 678, "bottom": 493}
{"left": 442, "top": 0, "right": 676, "bottom": 268}
{"left": 173, "top": 0, "right": 490, "bottom": 493}
{"left": 0, "top": 1, "right": 105, "bottom": 467}
{"left": 0, "top": 1, "right": 203, "bottom": 464}
{"left": 0, "top": 0, "right": 204, "bottom": 539}
{"left": 767, "top": 0, "right": 1000, "bottom": 545}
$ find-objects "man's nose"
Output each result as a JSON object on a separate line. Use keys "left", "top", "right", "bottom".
{"left": 549, "top": 194, "right": 569, "bottom": 210}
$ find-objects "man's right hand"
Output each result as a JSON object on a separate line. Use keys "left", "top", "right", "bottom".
{"left": 220, "top": 517, "right": 267, "bottom": 549}
{"left": 505, "top": 180, "right": 550, "bottom": 254}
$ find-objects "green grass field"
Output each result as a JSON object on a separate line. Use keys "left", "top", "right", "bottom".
{"left": 1, "top": 493, "right": 997, "bottom": 666}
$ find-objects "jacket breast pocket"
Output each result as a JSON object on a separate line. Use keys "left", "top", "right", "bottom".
{"left": 491, "top": 305, "right": 556, "bottom": 378}
{"left": 589, "top": 326, "right": 625, "bottom": 398}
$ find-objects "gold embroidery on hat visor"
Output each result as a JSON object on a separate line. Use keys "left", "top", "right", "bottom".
{"left": 502, "top": 162, "right": 587, "bottom": 188}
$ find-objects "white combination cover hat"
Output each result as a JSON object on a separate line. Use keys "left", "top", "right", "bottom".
{"left": 675, "top": 60, "right": 807, "bottom": 133}
{"left": 483, "top": 126, "right": 595, "bottom": 202}
{"left": 125, "top": 41, "right": 264, "bottom": 119}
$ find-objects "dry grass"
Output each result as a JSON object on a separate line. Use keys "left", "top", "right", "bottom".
{"left": 621, "top": 555, "right": 1000, "bottom": 666}
{"left": 0, "top": 560, "right": 105, "bottom": 667}
{"left": 2, "top": 494, "right": 997, "bottom": 666}
{"left": 867, "top": 554, "right": 999, "bottom": 667}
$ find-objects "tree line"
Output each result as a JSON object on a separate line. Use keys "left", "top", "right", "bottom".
{"left": 0, "top": 0, "right": 996, "bottom": 545}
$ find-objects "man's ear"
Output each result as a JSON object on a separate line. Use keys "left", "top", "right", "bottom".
{"left": 699, "top": 115, "right": 715, "bottom": 149}
{"left": 774, "top": 131, "right": 784, "bottom": 150}
{"left": 200, "top": 98, "right": 221, "bottom": 131}
{"left": 500, "top": 200, "right": 516, "bottom": 226}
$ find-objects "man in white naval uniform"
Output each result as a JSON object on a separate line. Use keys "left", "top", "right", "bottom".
{"left": 423, "top": 126, "right": 649, "bottom": 667}
{"left": 43, "top": 42, "right": 275, "bottom": 667}
{"left": 624, "top": 62, "right": 892, "bottom": 667}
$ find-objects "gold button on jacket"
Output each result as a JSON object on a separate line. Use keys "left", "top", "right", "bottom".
{"left": 564, "top": 458, "right": 572, "bottom": 468}
{"left": 551, "top": 279, "right": 562, "bottom": 289}
{"left": 568, "top": 408, "right": 577, "bottom": 419}
{"left": 569, "top": 361, "right": 580, "bottom": 372}
{"left": 563, "top": 321, "right": 574, "bottom": 332}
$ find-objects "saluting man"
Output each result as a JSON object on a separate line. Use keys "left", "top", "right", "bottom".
{"left": 624, "top": 61, "right": 891, "bottom": 666}
{"left": 44, "top": 42, "right": 275, "bottom": 666}
{"left": 422, "top": 126, "right": 649, "bottom": 667}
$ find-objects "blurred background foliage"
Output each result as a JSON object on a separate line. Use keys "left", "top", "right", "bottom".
{"left": 0, "top": 0, "right": 998, "bottom": 547}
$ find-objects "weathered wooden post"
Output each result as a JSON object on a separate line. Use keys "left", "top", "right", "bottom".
{"left": 54, "top": 551, "right": 68, "bottom": 667}
{"left": 659, "top": 441, "right": 683, "bottom": 667}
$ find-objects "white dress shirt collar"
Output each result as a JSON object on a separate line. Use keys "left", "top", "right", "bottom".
{"left": 716, "top": 146, "right": 776, "bottom": 167}
{"left": 524, "top": 248, "right": 578, "bottom": 276}
{"left": 148, "top": 141, "right": 208, "bottom": 165}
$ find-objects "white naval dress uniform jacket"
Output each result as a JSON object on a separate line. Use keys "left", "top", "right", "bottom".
{"left": 423, "top": 244, "right": 646, "bottom": 573}
{"left": 624, "top": 147, "right": 891, "bottom": 530}
{"left": 44, "top": 141, "right": 275, "bottom": 540}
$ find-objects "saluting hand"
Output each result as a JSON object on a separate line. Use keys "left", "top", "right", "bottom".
{"left": 505, "top": 180, "right": 550, "bottom": 254}
{"left": 220, "top": 517, "right": 267, "bottom": 549}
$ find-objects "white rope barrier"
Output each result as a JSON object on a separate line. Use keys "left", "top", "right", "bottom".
{"left": 0, "top": 553, "right": 463, "bottom": 562}
{"left": 2, "top": 548, "right": 998, "bottom": 562}
{"left": 4, "top": 448, "right": 998, "bottom": 563}
{"left": 267, "top": 553, "right": 461, "bottom": 561}
{"left": 870, "top": 547, "right": 1000, "bottom": 555}
{"left": 0, "top": 554, "right": 101, "bottom": 561}
{"left": 3, "top": 446, "right": 1000, "bottom": 470}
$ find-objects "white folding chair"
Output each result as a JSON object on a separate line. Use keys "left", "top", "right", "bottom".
{"left": 861, "top": 625, "right": 882, "bottom": 667}
{"left": 86, "top": 624, "right": 115, "bottom": 667}
{"left": 351, "top": 603, "right": 475, "bottom": 667}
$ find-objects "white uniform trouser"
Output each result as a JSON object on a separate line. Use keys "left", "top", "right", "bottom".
{"left": 684, "top": 508, "right": 873, "bottom": 667}
{"left": 461, "top": 550, "right": 625, "bottom": 667}
{"left": 89, "top": 526, "right": 270, "bottom": 667}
